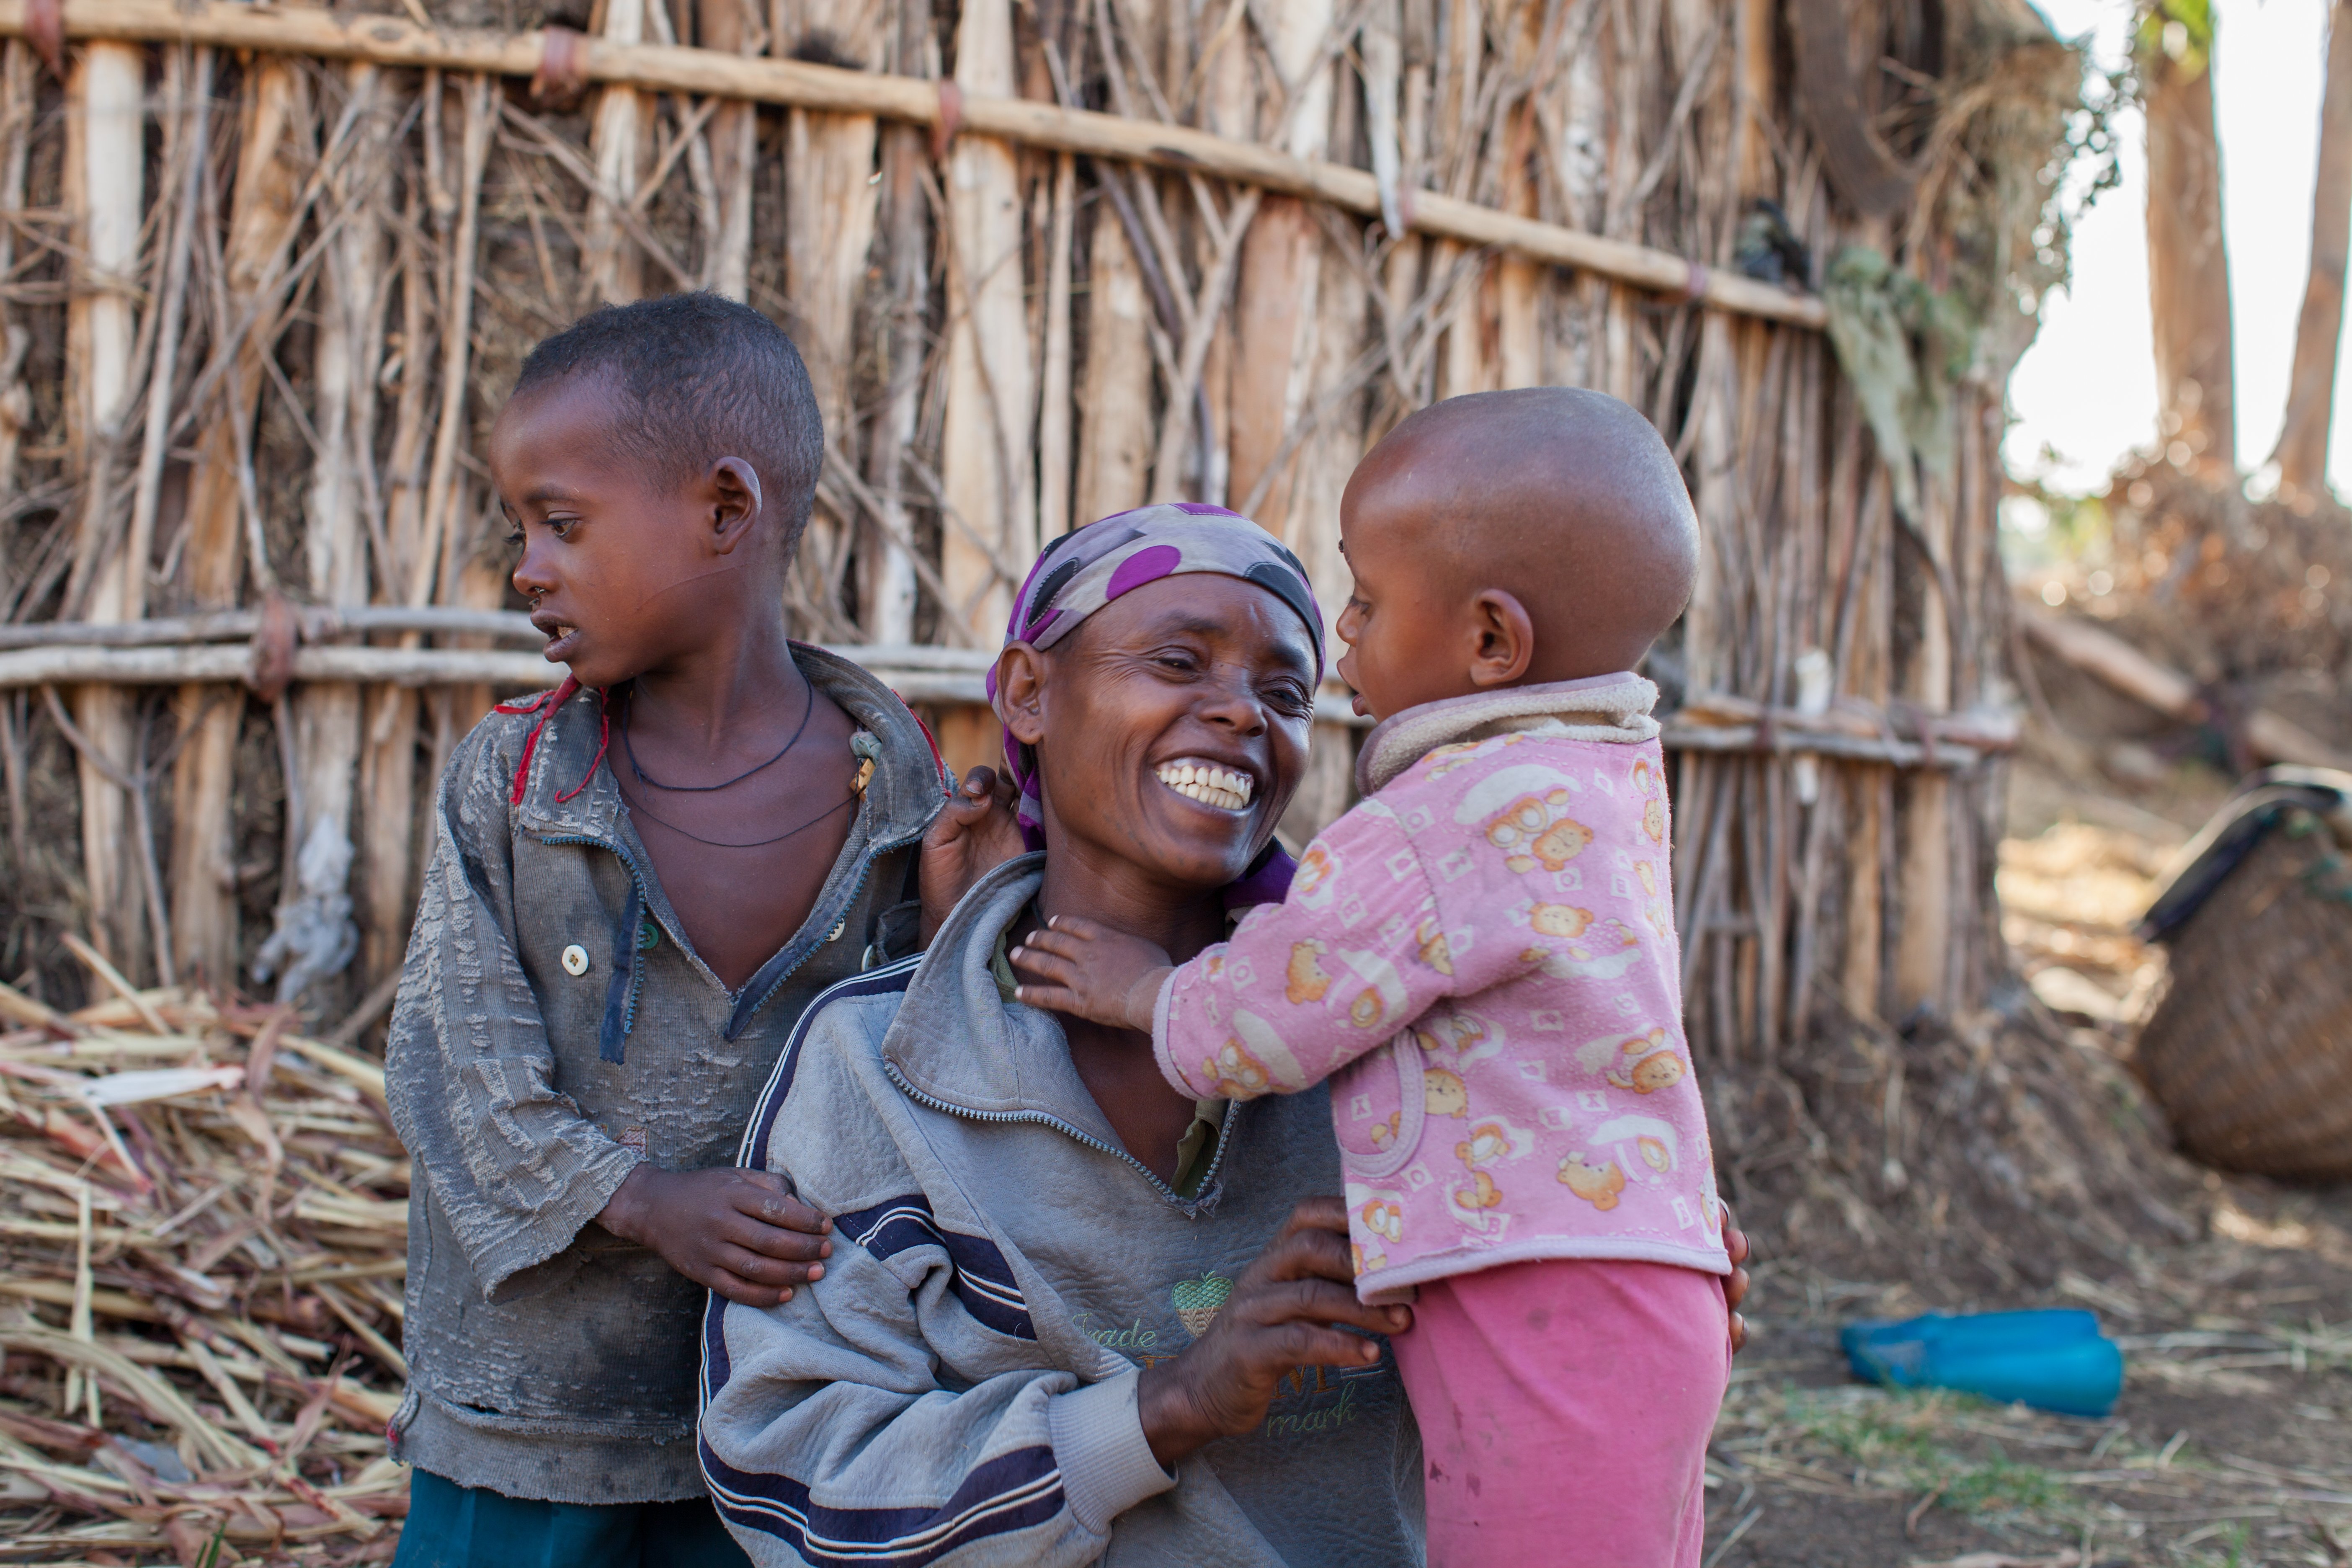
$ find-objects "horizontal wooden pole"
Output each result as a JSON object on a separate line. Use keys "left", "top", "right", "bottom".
{"left": 0, "top": 0, "right": 1827, "bottom": 329}
{"left": 13, "top": 637, "right": 2007, "bottom": 768}
{"left": 2018, "top": 604, "right": 2352, "bottom": 771}
{"left": 0, "top": 640, "right": 994, "bottom": 703}
{"left": 0, "top": 605, "right": 544, "bottom": 649}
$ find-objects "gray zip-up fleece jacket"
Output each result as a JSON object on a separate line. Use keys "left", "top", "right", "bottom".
{"left": 698, "top": 856, "right": 1426, "bottom": 1566}
{"left": 386, "top": 647, "right": 947, "bottom": 1503}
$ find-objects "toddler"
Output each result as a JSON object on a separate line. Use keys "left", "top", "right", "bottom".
{"left": 1012, "top": 387, "right": 1734, "bottom": 1566}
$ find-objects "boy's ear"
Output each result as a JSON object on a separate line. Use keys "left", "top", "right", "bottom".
{"left": 1468, "top": 589, "right": 1535, "bottom": 688}
{"left": 707, "top": 457, "right": 764, "bottom": 555}
{"left": 996, "top": 645, "right": 1049, "bottom": 746}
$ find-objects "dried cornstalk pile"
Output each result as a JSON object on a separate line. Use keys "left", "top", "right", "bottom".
{"left": 0, "top": 0, "right": 2089, "bottom": 1064}
{"left": 0, "top": 968, "right": 408, "bottom": 1561}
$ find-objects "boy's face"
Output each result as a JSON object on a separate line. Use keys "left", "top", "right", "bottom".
{"left": 1333, "top": 485, "right": 1476, "bottom": 722}
{"left": 491, "top": 375, "right": 758, "bottom": 690}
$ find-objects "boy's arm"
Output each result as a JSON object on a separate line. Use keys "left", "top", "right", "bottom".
{"left": 386, "top": 724, "right": 827, "bottom": 1305}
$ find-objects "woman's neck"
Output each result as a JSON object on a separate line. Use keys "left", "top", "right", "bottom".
{"left": 1033, "top": 839, "right": 1229, "bottom": 964}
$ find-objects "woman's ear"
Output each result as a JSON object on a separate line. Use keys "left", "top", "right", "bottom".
{"left": 707, "top": 456, "right": 763, "bottom": 555}
{"left": 1468, "top": 589, "right": 1536, "bottom": 687}
{"left": 996, "top": 645, "right": 1049, "bottom": 746}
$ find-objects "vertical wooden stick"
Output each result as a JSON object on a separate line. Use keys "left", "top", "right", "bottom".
{"left": 939, "top": 0, "right": 1037, "bottom": 640}
{"left": 1075, "top": 197, "right": 1157, "bottom": 523}
{"left": 65, "top": 42, "right": 147, "bottom": 979}
{"left": 169, "top": 59, "right": 309, "bottom": 989}
{"left": 0, "top": 43, "right": 33, "bottom": 502}
{"left": 360, "top": 178, "right": 437, "bottom": 985}
{"left": 585, "top": 0, "right": 649, "bottom": 304}
{"left": 699, "top": 0, "right": 762, "bottom": 300}
{"left": 1038, "top": 152, "right": 1077, "bottom": 540}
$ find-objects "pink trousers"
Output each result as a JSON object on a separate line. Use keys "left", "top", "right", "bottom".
{"left": 1387, "top": 1259, "right": 1730, "bottom": 1568}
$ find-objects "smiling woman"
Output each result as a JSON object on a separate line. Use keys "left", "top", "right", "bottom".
{"left": 697, "top": 506, "right": 1427, "bottom": 1568}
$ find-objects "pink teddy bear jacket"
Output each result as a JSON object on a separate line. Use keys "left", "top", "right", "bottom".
{"left": 1153, "top": 675, "right": 1731, "bottom": 1302}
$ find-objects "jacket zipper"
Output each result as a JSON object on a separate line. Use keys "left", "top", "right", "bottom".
{"left": 731, "top": 818, "right": 926, "bottom": 1034}
{"left": 880, "top": 1057, "right": 1234, "bottom": 1208}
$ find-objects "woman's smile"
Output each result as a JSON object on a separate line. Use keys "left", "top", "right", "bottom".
{"left": 1153, "top": 756, "right": 1257, "bottom": 812}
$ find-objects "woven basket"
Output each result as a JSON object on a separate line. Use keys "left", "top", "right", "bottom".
{"left": 2135, "top": 812, "right": 2352, "bottom": 1181}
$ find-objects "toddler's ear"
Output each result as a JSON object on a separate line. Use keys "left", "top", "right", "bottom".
{"left": 1468, "top": 589, "right": 1535, "bottom": 687}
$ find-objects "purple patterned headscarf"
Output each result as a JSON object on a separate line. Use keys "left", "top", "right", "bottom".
{"left": 984, "top": 503, "right": 1324, "bottom": 904}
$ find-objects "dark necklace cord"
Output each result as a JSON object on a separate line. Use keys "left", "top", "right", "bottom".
{"left": 623, "top": 788, "right": 856, "bottom": 850}
{"left": 622, "top": 680, "right": 813, "bottom": 792}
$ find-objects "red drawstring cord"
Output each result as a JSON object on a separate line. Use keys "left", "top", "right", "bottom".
{"left": 496, "top": 675, "right": 609, "bottom": 805}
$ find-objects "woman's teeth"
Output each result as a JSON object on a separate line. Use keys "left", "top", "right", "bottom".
{"left": 549, "top": 624, "right": 577, "bottom": 641}
{"left": 1155, "top": 761, "right": 1253, "bottom": 811}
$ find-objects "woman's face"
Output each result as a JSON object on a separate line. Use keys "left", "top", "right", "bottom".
{"left": 1001, "top": 575, "right": 1317, "bottom": 893}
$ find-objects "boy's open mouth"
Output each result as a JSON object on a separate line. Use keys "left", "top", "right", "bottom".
{"left": 531, "top": 612, "right": 582, "bottom": 659}
{"left": 1154, "top": 758, "right": 1254, "bottom": 812}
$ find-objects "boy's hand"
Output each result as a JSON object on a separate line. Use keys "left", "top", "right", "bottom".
{"left": 1136, "top": 1197, "right": 1408, "bottom": 1468}
{"left": 1008, "top": 916, "right": 1172, "bottom": 1033}
{"left": 920, "top": 766, "right": 1026, "bottom": 944}
{"left": 597, "top": 1166, "right": 833, "bottom": 1308}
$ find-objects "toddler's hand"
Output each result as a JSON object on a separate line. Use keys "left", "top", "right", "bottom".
{"left": 1136, "top": 1197, "right": 1409, "bottom": 1467}
{"left": 1008, "top": 916, "right": 1173, "bottom": 1033}
{"left": 919, "top": 766, "right": 1026, "bottom": 945}
{"left": 597, "top": 1165, "right": 833, "bottom": 1308}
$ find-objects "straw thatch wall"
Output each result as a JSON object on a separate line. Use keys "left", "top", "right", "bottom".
{"left": 0, "top": 0, "right": 2081, "bottom": 1060}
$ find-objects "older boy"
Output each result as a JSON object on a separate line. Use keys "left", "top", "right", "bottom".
{"left": 386, "top": 296, "right": 1007, "bottom": 1565}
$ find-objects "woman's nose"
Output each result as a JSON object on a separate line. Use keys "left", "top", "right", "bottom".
{"left": 1198, "top": 668, "right": 1269, "bottom": 733}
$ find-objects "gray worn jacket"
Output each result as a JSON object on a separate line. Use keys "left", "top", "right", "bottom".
{"left": 699, "top": 856, "right": 1426, "bottom": 1566}
{"left": 386, "top": 648, "right": 946, "bottom": 1503}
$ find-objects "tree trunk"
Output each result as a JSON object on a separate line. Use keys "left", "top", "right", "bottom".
{"left": 2145, "top": 33, "right": 2236, "bottom": 475}
{"left": 2273, "top": 0, "right": 2352, "bottom": 494}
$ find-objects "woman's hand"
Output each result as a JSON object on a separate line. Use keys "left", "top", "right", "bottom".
{"left": 919, "top": 766, "right": 1027, "bottom": 944}
{"left": 598, "top": 1165, "right": 833, "bottom": 1308}
{"left": 1136, "top": 1197, "right": 1408, "bottom": 1469}
{"left": 1008, "top": 915, "right": 1173, "bottom": 1033}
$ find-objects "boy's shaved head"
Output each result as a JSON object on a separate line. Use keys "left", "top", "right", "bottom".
{"left": 1344, "top": 387, "right": 1699, "bottom": 681}
{"left": 513, "top": 292, "right": 825, "bottom": 546}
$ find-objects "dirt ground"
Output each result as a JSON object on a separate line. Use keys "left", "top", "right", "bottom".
{"left": 1698, "top": 655, "right": 2352, "bottom": 1567}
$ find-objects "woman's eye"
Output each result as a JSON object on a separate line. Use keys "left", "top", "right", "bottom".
{"left": 548, "top": 518, "right": 578, "bottom": 538}
{"left": 505, "top": 529, "right": 525, "bottom": 548}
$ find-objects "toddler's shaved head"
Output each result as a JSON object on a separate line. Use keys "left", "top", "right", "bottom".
{"left": 1335, "top": 388, "right": 1699, "bottom": 717}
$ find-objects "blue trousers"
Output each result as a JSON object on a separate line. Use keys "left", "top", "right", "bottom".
{"left": 391, "top": 1469, "right": 753, "bottom": 1568}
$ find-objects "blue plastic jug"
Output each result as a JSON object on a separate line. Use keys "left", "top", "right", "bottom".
{"left": 1840, "top": 1308, "right": 2124, "bottom": 1418}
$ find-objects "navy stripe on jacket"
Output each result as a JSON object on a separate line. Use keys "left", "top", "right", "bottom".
{"left": 836, "top": 1194, "right": 1036, "bottom": 1341}
{"left": 701, "top": 1442, "right": 1066, "bottom": 1566}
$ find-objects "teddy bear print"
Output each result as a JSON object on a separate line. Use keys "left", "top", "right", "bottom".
{"left": 1424, "top": 1065, "right": 1470, "bottom": 1118}
{"left": 1367, "top": 1110, "right": 1404, "bottom": 1151}
{"left": 1359, "top": 1195, "right": 1405, "bottom": 1244}
{"left": 1573, "top": 1026, "right": 1685, "bottom": 1094}
{"left": 1201, "top": 1036, "right": 1275, "bottom": 1098}
{"left": 1293, "top": 842, "right": 1342, "bottom": 909}
{"left": 1524, "top": 903, "right": 1594, "bottom": 941}
{"left": 1526, "top": 916, "right": 1643, "bottom": 981}
{"left": 1557, "top": 1152, "right": 1626, "bottom": 1210}
{"left": 1413, "top": 1010, "right": 1502, "bottom": 1073}
{"left": 1413, "top": 916, "right": 1455, "bottom": 976}
{"left": 1457, "top": 1170, "right": 1504, "bottom": 1211}
{"left": 1484, "top": 797, "right": 1583, "bottom": 870}
{"left": 1454, "top": 1117, "right": 1533, "bottom": 1171}
{"left": 1284, "top": 940, "right": 1331, "bottom": 1004}
{"left": 1641, "top": 796, "right": 1667, "bottom": 845}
